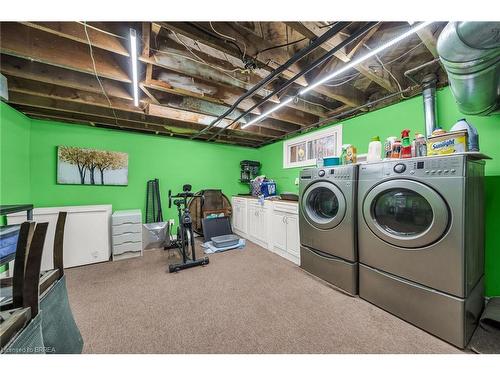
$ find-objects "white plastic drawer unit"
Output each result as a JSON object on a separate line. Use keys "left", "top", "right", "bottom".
{"left": 112, "top": 232, "right": 142, "bottom": 246}
{"left": 112, "top": 210, "right": 142, "bottom": 226}
{"left": 111, "top": 209, "right": 143, "bottom": 260}
{"left": 112, "top": 223, "right": 142, "bottom": 236}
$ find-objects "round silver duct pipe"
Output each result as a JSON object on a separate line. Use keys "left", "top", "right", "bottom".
{"left": 437, "top": 22, "right": 500, "bottom": 115}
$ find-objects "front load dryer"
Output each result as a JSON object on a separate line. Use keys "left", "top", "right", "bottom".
{"left": 357, "top": 154, "right": 485, "bottom": 348}
{"left": 299, "top": 165, "right": 358, "bottom": 295}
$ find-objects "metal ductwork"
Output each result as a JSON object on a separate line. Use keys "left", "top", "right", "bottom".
{"left": 422, "top": 74, "right": 438, "bottom": 138}
{"left": 437, "top": 22, "right": 500, "bottom": 116}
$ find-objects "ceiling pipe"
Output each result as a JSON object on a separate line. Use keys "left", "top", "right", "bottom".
{"left": 206, "top": 22, "right": 378, "bottom": 141}
{"left": 422, "top": 73, "right": 438, "bottom": 138}
{"left": 191, "top": 21, "right": 350, "bottom": 139}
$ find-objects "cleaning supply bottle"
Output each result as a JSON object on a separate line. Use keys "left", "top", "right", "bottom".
{"left": 367, "top": 136, "right": 382, "bottom": 163}
{"left": 400, "top": 129, "right": 412, "bottom": 159}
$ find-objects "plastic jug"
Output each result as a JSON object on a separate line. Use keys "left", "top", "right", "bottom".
{"left": 367, "top": 136, "right": 382, "bottom": 163}
{"left": 450, "top": 118, "right": 480, "bottom": 151}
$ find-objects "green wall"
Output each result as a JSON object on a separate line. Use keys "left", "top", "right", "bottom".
{"left": 28, "top": 118, "right": 258, "bottom": 221}
{"left": 260, "top": 86, "right": 500, "bottom": 296}
{"left": 0, "top": 102, "right": 31, "bottom": 205}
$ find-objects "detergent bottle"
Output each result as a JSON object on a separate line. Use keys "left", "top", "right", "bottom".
{"left": 367, "top": 136, "right": 382, "bottom": 163}
{"left": 401, "top": 129, "right": 412, "bottom": 159}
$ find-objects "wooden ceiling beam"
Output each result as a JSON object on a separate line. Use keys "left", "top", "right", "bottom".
{"left": 0, "top": 23, "right": 131, "bottom": 83}
{"left": 149, "top": 88, "right": 297, "bottom": 134}
{"left": 20, "top": 22, "right": 129, "bottom": 56}
{"left": 286, "top": 22, "right": 397, "bottom": 92}
{"left": 415, "top": 24, "right": 439, "bottom": 58}
{"left": 5, "top": 21, "right": 325, "bottom": 126}
{"left": 19, "top": 107, "right": 260, "bottom": 147}
{"left": 147, "top": 103, "right": 237, "bottom": 129}
{"left": 7, "top": 82, "right": 274, "bottom": 142}
{"left": 8, "top": 93, "right": 266, "bottom": 146}
{"left": 0, "top": 55, "right": 133, "bottom": 101}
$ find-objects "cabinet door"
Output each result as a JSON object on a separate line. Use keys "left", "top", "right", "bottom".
{"left": 258, "top": 207, "right": 268, "bottom": 244}
{"left": 286, "top": 215, "right": 300, "bottom": 258}
{"left": 247, "top": 205, "right": 259, "bottom": 239}
{"left": 272, "top": 211, "right": 287, "bottom": 253}
{"left": 233, "top": 202, "right": 244, "bottom": 233}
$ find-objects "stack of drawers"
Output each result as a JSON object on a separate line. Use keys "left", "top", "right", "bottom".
{"left": 111, "top": 209, "right": 143, "bottom": 261}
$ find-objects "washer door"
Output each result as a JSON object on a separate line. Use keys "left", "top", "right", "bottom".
{"left": 301, "top": 181, "right": 346, "bottom": 230}
{"left": 363, "top": 179, "right": 449, "bottom": 248}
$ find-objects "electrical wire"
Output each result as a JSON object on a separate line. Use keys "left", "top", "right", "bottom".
{"left": 323, "top": 73, "right": 361, "bottom": 87}
{"left": 82, "top": 22, "right": 120, "bottom": 125}
{"left": 188, "top": 22, "right": 245, "bottom": 61}
{"left": 255, "top": 36, "right": 307, "bottom": 59}
{"left": 382, "top": 41, "right": 425, "bottom": 65}
{"left": 363, "top": 43, "right": 409, "bottom": 98}
{"left": 209, "top": 21, "right": 247, "bottom": 61}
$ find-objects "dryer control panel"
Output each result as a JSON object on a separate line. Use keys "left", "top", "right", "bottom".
{"left": 300, "top": 165, "right": 356, "bottom": 180}
{"left": 382, "top": 156, "right": 465, "bottom": 178}
{"left": 359, "top": 155, "right": 467, "bottom": 179}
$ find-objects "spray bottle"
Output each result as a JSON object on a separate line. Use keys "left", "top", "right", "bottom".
{"left": 401, "top": 129, "right": 412, "bottom": 159}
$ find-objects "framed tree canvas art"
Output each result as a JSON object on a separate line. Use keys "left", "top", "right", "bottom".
{"left": 57, "top": 146, "right": 128, "bottom": 186}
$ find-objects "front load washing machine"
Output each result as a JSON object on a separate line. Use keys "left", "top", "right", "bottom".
{"left": 299, "top": 165, "right": 358, "bottom": 295}
{"left": 357, "top": 154, "right": 485, "bottom": 348}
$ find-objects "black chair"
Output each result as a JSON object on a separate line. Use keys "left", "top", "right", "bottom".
{"left": 1, "top": 222, "right": 48, "bottom": 353}
{"left": 1, "top": 212, "right": 83, "bottom": 353}
{"left": 38, "top": 212, "right": 83, "bottom": 354}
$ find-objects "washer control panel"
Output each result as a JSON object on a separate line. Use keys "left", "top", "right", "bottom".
{"left": 379, "top": 156, "right": 465, "bottom": 178}
{"left": 300, "top": 165, "right": 356, "bottom": 181}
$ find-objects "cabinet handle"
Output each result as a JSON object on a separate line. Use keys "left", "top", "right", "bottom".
{"left": 285, "top": 216, "right": 288, "bottom": 224}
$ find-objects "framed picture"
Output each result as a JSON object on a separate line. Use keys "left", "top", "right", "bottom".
{"left": 57, "top": 146, "right": 128, "bottom": 186}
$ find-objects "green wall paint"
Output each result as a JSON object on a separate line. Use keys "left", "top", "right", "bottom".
{"left": 28, "top": 118, "right": 258, "bottom": 221}
{"left": 0, "top": 101, "right": 31, "bottom": 205}
{"left": 260, "top": 86, "right": 500, "bottom": 296}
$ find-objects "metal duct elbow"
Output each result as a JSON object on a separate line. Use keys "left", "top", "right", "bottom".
{"left": 437, "top": 22, "right": 500, "bottom": 115}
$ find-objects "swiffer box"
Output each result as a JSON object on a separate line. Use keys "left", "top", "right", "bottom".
{"left": 427, "top": 130, "right": 468, "bottom": 156}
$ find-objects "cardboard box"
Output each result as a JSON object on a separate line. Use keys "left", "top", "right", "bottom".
{"left": 427, "top": 130, "right": 468, "bottom": 156}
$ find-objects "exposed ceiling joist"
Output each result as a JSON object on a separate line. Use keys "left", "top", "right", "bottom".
{"left": 20, "top": 21, "right": 130, "bottom": 56}
{"left": 0, "top": 23, "right": 131, "bottom": 83}
{"left": 9, "top": 93, "right": 266, "bottom": 146}
{"left": 1, "top": 56, "right": 132, "bottom": 101}
{"left": 6, "top": 78, "right": 276, "bottom": 141}
{"left": 285, "top": 22, "right": 397, "bottom": 92}
{"left": 415, "top": 24, "right": 439, "bottom": 58}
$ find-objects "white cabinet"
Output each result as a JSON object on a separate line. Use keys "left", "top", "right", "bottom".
{"left": 232, "top": 198, "right": 247, "bottom": 235}
{"left": 271, "top": 202, "right": 300, "bottom": 264}
{"left": 272, "top": 211, "right": 287, "bottom": 252}
{"left": 247, "top": 202, "right": 269, "bottom": 249}
{"left": 231, "top": 197, "right": 300, "bottom": 265}
{"left": 112, "top": 209, "right": 142, "bottom": 261}
{"left": 7, "top": 205, "right": 112, "bottom": 270}
{"left": 286, "top": 215, "right": 300, "bottom": 258}
{"left": 232, "top": 197, "right": 247, "bottom": 236}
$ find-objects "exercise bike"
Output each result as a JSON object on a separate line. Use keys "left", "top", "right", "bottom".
{"left": 166, "top": 184, "right": 209, "bottom": 273}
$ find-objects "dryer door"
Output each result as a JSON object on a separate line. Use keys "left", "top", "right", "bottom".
{"left": 363, "top": 179, "right": 449, "bottom": 248}
{"left": 301, "top": 181, "right": 346, "bottom": 230}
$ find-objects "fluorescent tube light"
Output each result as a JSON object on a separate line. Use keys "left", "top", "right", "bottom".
{"left": 241, "top": 97, "right": 294, "bottom": 129}
{"left": 299, "top": 21, "right": 433, "bottom": 95}
{"left": 130, "top": 28, "right": 139, "bottom": 107}
{"left": 239, "top": 22, "right": 432, "bottom": 128}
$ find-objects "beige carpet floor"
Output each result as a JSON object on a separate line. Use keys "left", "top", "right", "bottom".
{"left": 65, "top": 240, "right": 461, "bottom": 354}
